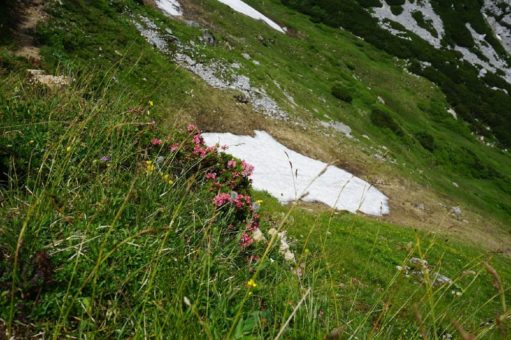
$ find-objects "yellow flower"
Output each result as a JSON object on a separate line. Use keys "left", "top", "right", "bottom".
{"left": 149, "top": 100, "right": 154, "bottom": 107}
{"left": 247, "top": 279, "right": 257, "bottom": 289}
{"left": 256, "top": 200, "right": 263, "bottom": 205}
{"left": 145, "top": 160, "right": 155, "bottom": 173}
{"left": 66, "top": 146, "right": 72, "bottom": 153}
{"left": 162, "top": 174, "right": 174, "bottom": 185}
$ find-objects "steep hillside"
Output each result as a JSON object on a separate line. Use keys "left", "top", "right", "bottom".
{"left": 1, "top": 0, "right": 511, "bottom": 338}
{"left": 284, "top": 0, "right": 511, "bottom": 147}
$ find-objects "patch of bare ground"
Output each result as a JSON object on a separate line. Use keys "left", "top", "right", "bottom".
{"left": 13, "top": 0, "right": 48, "bottom": 64}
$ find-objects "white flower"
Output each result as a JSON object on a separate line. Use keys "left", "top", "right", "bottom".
{"left": 183, "top": 296, "right": 191, "bottom": 306}
{"left": 284, "top": 250, "right": 295, "bottom": 262}
{"left": 268, "top": 228, "right": 278, "bottom": 236}
{"left": 252, "top": 229, "right": 266, "bottom": 242}
{"left": 279, "top": 240, "right": 290, "bottom": 253}
{"left": 396, "top": 265, "right": 403, "bottom": 271}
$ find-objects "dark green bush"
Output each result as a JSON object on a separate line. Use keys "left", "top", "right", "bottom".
{"left": 390, "top": 5, "right": 403, "bottom": 16}
{"left": 331, "top": 83, "right": 353, "bottom": 103}
{"left": 385, "top": 0, "right": 405, "bottom": 5}
{"left": 415, "top": 131, "right": 436, "bottom": 152}
{"left": 370, "top": 109, "right": 404, "bottom": 136}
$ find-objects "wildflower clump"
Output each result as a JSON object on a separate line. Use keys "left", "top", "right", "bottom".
{"left": 144, "top": 124, "right": 264, "bottom": 254}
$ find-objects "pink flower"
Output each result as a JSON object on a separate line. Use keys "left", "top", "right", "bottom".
{"left": 227, "top": 160, "right": 237, "bottom": 169}
{"left": 241, "top": 160, "right": 254, "bottom": 177}
{"left": 170, "top": 143, "right": 180, "bottom": 152}
{"left": 192, "top": 134, "right": 203, "bottom": 145}
{"left": 240, "top": 232, "right": 254, "bottom": 248}
{"left": 213, "top": 193, "right": 232, "bottom": 207}
{"left": 187, "top": 124, "right": 198, "bottom": 133}
{"left": 232, "top": 194, "right": 251, "bottom": 209}
{"left": 247, "top": 219, "right": 259, "bottom": 232}
{"left": 193, "top": 145, "right": 207, "bottom": 157}
{"left": 151, "top": 138, "right": 163, "bottom": 146}
{"left": 205, "top": 172, "right": 217, "bottom": 180}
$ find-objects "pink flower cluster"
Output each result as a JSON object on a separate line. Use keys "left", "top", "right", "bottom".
{"left": 151, "top": 138, "right": 163, "bottom": 146}
{"left": 190, "top": 127, "right": 216, "bottom": 158}
{"left": 240, "top": 232, "right": 254, "bottom": 248}
{"left": 212, "top": 191, "right": 261, "bottom": 249}
{"left": 241, "top": 160, "right": 254, "bottom": 177}
{"left": 148, "top": 124, "right": 260, "bottom": 252}
{"left": 213, "top": 193, "right": 232, "bottom": 207}
{"left": 205, "top": 172, "right": 217, "bottom": 180}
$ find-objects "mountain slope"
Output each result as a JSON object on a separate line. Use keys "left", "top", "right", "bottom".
{"left": 284, "top": 0, "right": 511, "bottom": 147}
{"left": 1, "top": 0, "right": 511, "bottom": 338}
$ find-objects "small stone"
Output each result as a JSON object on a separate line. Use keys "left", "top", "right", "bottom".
{"left": 451, "top": 206, "right": 462, "bottom": 220}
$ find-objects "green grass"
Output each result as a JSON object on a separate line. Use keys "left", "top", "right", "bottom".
{"left": 0, "top": 57, "right": 510, "bottom": 338}
{"left": 1, "top": 0, "right": 511, "bottom": 338}
{"left": 33, "top": 0, "right": 511, "bottom": 229}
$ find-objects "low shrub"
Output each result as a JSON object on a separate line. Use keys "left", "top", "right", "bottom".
{"left": 415, "top": 131, "right": 436, "bottom": 152}
{"left": 370, "top": 108, "right": 404, "bottom": 136}
{"left": 331, "top": 83, "right": 353, "bottom": 103}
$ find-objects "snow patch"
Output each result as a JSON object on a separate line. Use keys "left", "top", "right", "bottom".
{"left": 155, "top": 0, "right": 182, "bottom": 16}
{"left": 202, "top": 131, "right": 389, "bottom": 216}
{"left": 217, "top": 0, "right": 286, "bottom": 33}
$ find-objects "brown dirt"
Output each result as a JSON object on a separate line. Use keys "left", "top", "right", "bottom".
{"left": 13, "top": 0, "right": 48, "bottom": 64}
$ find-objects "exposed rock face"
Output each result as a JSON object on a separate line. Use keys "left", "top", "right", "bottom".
{"left": 483, "top": 0, "right": 511, "bottom": 55}
{"left": 371, "top": 0, "right": 511, "bottom": 83}
{"left": 133, "top": 15, "right": 289, "bottom": 120}
{"left": 371, "top": 0, "right": 445, "bottom": 48}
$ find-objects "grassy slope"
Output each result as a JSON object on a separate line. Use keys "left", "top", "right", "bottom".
{"left": 0, "top": 0, "right": 510, "bottom": 338}
{"left": 38, "top": 0, "right": 511, "bottom": 232}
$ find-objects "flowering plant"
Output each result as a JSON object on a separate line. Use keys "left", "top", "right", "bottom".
{"left": 145, "top": 124, "right": 263, "bottom": 252}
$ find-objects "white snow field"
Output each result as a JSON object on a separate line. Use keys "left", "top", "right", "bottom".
{"left": 155, "top": 0, "right": 182, "bottom": 16}
{"left": 202, "top": 131, "right": 389, "bottom": 216}
{"left": 217, "top": 0, "right": 286, "bottom": 33}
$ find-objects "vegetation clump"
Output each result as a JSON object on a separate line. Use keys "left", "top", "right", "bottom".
{"left": 331, "top": 83, "right": 353, "bottom": 103}
{"left": 415, "top": 131, "right": 436, "bottom": 151}
{"left": 370, "top": 108, "right": 404, "bottom": 136}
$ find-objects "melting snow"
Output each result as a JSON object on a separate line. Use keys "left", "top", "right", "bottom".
{"left": 202, "top": 131, "right": 389, "bottom": 216}
{"left": 155, "top": 0, "right": 182, "bottom": 16}
{"left": 217, "top": 0, "right": 286, "bottom": 33}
